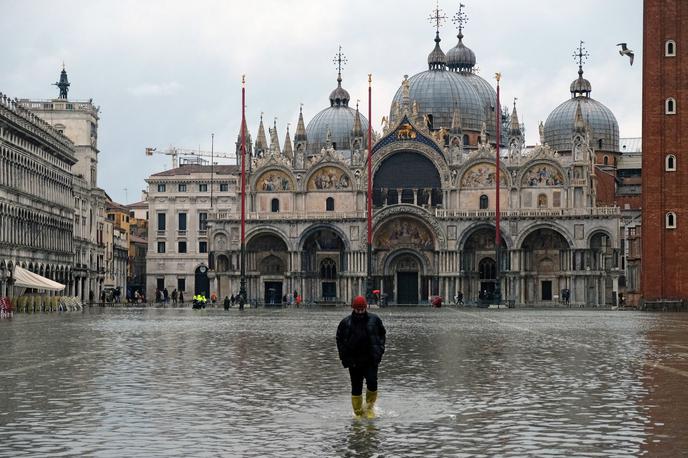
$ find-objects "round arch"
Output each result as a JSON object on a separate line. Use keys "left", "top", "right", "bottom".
{"left": 518, "top": 160, "right": 568, "bottom": 188}
{"left": 372, "top": 204, "right": 446, "bottom": 250}
{"left": 458, "top": 223, "right": 512, "bottom": 251}
{"left": 303, "top": 164, "right": 353, "bottom": 192}
{"left": 245, "top": 227, "right": 291, "bottom": 251}
{"left": 251, "top": 166, "right": 296, "bottom": 193}
{"left": 515, "top": 222, "right": 574, "bottom": 250}
{"left": 298, "top": 223, "right": 350, "bottom": 252}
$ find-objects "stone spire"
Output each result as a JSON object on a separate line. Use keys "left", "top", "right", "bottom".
{"left": 427, "top": 2, "right": 447, "bottom": 70}
{"left": 54, "top": 64, "right": 70, "bottom": 99}
{"left": 294, "top": 105, "right": 307, "bottom": 142}
{"left": 509, "top": 99, "right": 521, "bottom": 136}
{"left": 352, "top": 102, "right": 363, "bottom": 137}
{"left": 255, "top": 114, "right": 268, "bottom": 156}
{"left": 450, "top": 108, "right": 463, "bottom": 134}
{"left": 269, "top": 118, "right": 281, "bottom": 154}
{"left": 235, "top": 117, "right": 253, "bottom": 164}
{"left": 283, "top": 124, "right": 293, "bottom": 161}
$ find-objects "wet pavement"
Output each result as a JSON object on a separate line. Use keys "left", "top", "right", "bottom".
{"left": 1, "top": 307, "right": 688, "bottom": 457}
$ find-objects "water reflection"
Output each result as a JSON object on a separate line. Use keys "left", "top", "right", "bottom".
{"left": 0, "top": 308, "right": 687, "bottom": 456}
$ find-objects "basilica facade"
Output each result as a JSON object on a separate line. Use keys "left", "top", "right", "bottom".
{"left": 207, "top": 10, "right": 622, "bottom": 307}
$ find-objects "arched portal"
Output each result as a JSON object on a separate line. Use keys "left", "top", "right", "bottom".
{"left": 301, "top": 227, "right": 346, "bottom": 302}
{"left": 247, "top": 232, "right": 289, "bottom": 304}
{"left": 461, "top": 226, "right": 508, "bottom": 302}
{"left": 194, "top": 265, "right": 210, "bottom": 296}
{"left": 373, "top": 151, "right": 442, "bottom": 208}
{"left": 520, "top": 228, "right": 570, "bottom": 303}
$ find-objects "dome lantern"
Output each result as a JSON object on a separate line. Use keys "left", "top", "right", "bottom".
{"left": 447, "top": 4, "right": 476, "bottom": 73}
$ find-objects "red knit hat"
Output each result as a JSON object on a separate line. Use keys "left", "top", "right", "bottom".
{"left": 351, "top": 295, "right": 367, "bottom": 310}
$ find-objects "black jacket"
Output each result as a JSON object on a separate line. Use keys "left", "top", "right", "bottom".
{"left": 336, "top": 312, "right": 386, "bottom": 368}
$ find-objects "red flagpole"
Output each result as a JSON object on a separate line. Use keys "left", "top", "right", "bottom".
{"left": 367, "top": 74, "right": 372, "bottom": 246}
{"left": 239, "top": 75, "right": 247, "bottom": 303}
{"left": 495, "top": 74, "right": 501, "bottom": 246}
{"left": 366, "top": 74, "right": 373, "bottom": 301}
{"left": 495, "top": 73, "right": 502, "bottom": 303}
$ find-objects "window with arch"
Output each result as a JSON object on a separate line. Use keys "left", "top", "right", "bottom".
{"left": 537, "top": 194, "right": 548, "bottom": 208}
{"left": 666, "top": 97, "right": 676, "bottom": 114}
{"left": 463, "top": 134, "right": 469, "bottom": 146}
{"left": 320, "top": 258, "right": 337, "bottom": 279}
{"left": 271, "top": 198, "right": 279, "bottom": 212}
{"left": 598, "top": 139, "right": 604, "bottom": 149}
{"left": 666, "top": 154, "right": 677, "bottom": 171}
{"left": 666, "top": 40, "right": 676, "bottom": 57}
{"left": 603, "top": 155, "right": 609, "bottom": 165}
{"left": 479, "top": 194, "right": 488, "bottom": 209}
{"left": 326, "top": 197, "right": 335, "bottom": 211}
{"left": 666, "top": 212, "right": 677, "bottom": 229}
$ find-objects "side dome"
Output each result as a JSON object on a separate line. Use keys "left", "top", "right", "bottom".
{"left": 446, "top": 33, "right": 476, "bottom": 72}
{"left": 544, "top": 69, "right": 619, "bottom": 152}
{"left": 306, "top": 106, "right": 368, "bottom": 155}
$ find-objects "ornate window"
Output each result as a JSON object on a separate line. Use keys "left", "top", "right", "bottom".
{"left": 320, "top": 258, "right": 337, "bottom": 279}
{"left": 666, "top": 40, "right": 676, "bottom": 57}
{"left": 271, "top": 198, "right": 279, "bottom": 212}
{"left": 479, "top": 194, "right": 488, "bottom": 209}
{"left": 666, "top": 97, "right": 676, "bottom": 114}
{"left": 666, "top": 154, "right": 677, "bottom": 171}
{"left": 666, "top": 212, "right": 677, "bottom": 229}
{"left": 326, "top": 197, "right": 335, "bottom": 211}
{"left": 538, "top": 194, "right": 548, "bottom": 208}
{"left": 603, "top": 155, "right": 609, "bottom": 165}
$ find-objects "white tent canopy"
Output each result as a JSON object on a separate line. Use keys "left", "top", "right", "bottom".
{"left": 12, "top": 266, "right": 65, "bottom": 291}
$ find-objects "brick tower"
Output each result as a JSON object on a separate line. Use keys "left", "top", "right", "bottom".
{"left": 642, "top": 0, "right": 688, "bottom": 301}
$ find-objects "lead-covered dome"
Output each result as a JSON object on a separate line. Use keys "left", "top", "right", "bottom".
{"left": 390, "top": 28, "right": 494, "bottom": 134}
{"left": 306, "top": 75, "right": 368, "bottom": 155}
{"left": 544, "top": 68, "right": 619, "bottom": 152}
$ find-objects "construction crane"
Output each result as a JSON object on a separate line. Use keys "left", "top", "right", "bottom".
{"left": 145, "top": 146, "right": 236, "bottom": 169}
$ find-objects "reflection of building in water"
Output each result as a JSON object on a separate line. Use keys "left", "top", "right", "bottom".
{"left": 208, "top": 5, "right": 623, "bottom": 306}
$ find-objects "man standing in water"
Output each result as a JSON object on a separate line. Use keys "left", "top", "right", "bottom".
{"left": 336, "top": 295, "right": 386, "bottom": 418}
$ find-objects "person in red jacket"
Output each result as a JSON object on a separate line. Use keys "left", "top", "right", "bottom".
{"left": 336, "top": 295, "right": 386, "bottom": 418}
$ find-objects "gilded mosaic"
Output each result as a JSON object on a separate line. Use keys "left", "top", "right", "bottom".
{"left": 460, "top": 163, "right": 508, "bottom": 187}
{"left": 256, "top": 170, "right": 293, "bottom": 192}
{"left": 522, "top": 164, "right": 564, "bottom": 187}
{"left": 375, "top": 217, "right": 433, "bottom": 250}
{"left": 307, "top": 166, "right": 351, "bottom": 190}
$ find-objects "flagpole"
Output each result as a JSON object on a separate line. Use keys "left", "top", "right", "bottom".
{"left": 239, "top": 75, "right": 247, "bottom": 305}
{"left": 366, "top": 74, "right": 373, "bottom": 303}
{"left": 494, "top": 72, "right": 502, "bottom": 305}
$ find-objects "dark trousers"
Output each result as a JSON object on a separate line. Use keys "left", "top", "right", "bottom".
{"left": 348, "top": 364, "right": 378, "bottom": 396}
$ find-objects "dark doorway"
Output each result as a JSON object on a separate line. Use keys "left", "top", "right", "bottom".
{"left": 541, "top": 280, "right": 552, "bottom": 301}
{"left": 397, "top": 272, "right": 418, "bottom": 304}
{"left": 480, "top": 281, "right": 496, "bottom": 300}
{"left": 264, "top": 281, "right": 282, "bottom": 305}
{"left": 322, "top": 282, "right": 336, "bottom": 300}
{"left": 194, "top": 265, "right": 209, "bottom": 296}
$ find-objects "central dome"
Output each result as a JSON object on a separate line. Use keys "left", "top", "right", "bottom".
{"left": 390, "top": 32, "right": 495, "bottom": 133}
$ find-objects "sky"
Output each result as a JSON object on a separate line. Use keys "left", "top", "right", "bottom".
{"left": 0, "top": 0, "right": 643, "bottom": 204}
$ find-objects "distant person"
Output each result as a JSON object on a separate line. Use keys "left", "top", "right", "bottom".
{"left": 179, "top": 291, "right": 184, "bottom": 304}
{"left": 224, "top": 296, "right": 230, "bottom": 311}
{"left": 336, "top": 295, "right": 386, "bottom": 418}
{"left": 211, "top": 292, "right": 217, "bottom": 305}
{"left": 171, "top": 289, "right": 178, "bottom": 305}
{"left": 230, "top": 294, "right": 235, "bottom": 307}
{"left": 239, "top": 294, "right": 245, "bottom": 311}
{"left": 163, "top": 288, "right": 169, "bottom": 305}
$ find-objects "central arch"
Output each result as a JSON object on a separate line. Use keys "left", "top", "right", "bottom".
{"left": 247, "top": 232, "right": 289, "bottom": 304}
{"left": 383, "top": 250, "right": 428, "bottom": 305}
{"left": 373, "top": 151, "right": 442, "bottom": 207}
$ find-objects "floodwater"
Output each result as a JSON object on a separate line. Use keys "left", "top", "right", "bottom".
{"left": 1, "top": 307, "right": 688, "bottom": 457}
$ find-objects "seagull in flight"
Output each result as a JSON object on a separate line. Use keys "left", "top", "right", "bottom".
{"left": 617, "top": 43, "right": 634, "bottom": 65}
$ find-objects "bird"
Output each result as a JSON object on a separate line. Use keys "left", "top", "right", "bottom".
{"left": 617, "top": 43, "right": 634, "bottom": 65}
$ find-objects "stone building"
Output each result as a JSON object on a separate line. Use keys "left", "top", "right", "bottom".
{"left": 145, "top": 162, "right": 239, "bottom": 299}
{"left": 104, "top": 199, "right": 130, "bottom": 295}
{"left": 0, "top": 92, "right": 76, "bottom": 296}
{"left": 19, "top": 67, "right": 107, "bottom": 303}
{"left": 642, "top": 0, "right": 687, "bottom": 303}
{"left": 208, "top": 7, "right": 623, "bottom": 307}
{"left": 125, "top": 198, "right": 148, "bottom": 297}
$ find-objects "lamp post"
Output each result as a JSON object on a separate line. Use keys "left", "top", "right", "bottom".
{"left": 365, "top": 74, "right": 373, "bottom": 304}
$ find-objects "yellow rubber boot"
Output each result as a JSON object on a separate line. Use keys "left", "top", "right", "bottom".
{"left": 351, "top": 395, "right": 364, "bottom": 417}
{"left": 365, "top": 390, "right": 378, "bottom": 419}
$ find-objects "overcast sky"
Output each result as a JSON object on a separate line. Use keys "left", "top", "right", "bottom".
{"left": 1, "top": 0, "right": 642, "bottom": 204}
